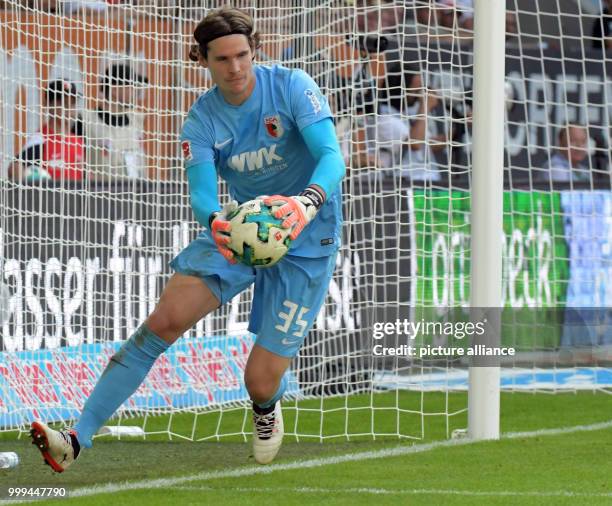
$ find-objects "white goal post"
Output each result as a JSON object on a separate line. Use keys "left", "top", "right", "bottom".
{"left": 468, "top": 0, "right": 505, "bottom": 441}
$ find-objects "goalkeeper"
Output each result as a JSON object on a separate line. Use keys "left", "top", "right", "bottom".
{"left": 30, "top": 6, "right": 345, "bottom": 471}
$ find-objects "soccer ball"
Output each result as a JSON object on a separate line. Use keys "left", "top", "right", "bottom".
{"left": 226, "top": 199, "right": 292, "bottom": 267}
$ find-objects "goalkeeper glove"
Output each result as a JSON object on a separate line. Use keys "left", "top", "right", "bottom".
{"left": 263, "top": 186, "right": 325, "bottom": 240}
{"left": 209, "top": 201, "right": 238, "bottom": 264}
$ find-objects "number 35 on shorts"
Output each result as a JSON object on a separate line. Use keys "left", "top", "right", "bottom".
{"left": 275, "top": 300, "right": 310, "bottom": 342}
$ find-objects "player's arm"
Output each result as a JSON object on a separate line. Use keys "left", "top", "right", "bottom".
{"left": 300, "top": 117, "right": 346, "bottom": 199}
{"left": 264, "top": 118, "right": 345, "bottom": 240}
{"left": 181, "top": 110, "right": 235, "bottom": 263}
{"left": 186, "top": 161, "right": 235, "bottom": 263}
{"left": 264, "top": 69, "right": 345, "bottom": 239}
{"left": 185, "top": 161, "right": 220, "bottom": 228}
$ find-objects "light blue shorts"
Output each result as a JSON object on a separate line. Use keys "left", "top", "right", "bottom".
{"left": 169, "top": 231, "right": 337, "bottom": 358}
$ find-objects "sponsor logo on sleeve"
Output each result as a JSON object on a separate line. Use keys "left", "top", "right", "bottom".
{"left": 304, "top": 89, "right": 322, "bottom": 114}
{"left": 181, "top": 140, "right": 193, "bottom": 161}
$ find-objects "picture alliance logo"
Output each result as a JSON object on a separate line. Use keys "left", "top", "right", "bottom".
{"left": 370, "top": 316, "right": 517, "bottom": 358}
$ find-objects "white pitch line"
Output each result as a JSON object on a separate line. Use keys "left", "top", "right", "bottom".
{"left": 171, "top": 484, "right": 612, "bottom": 499}
{"left": 2, "top": 419, "right": 611, "bottom": 504}
{"left": 504, "top": 421, "right": 612, "bottom": 439}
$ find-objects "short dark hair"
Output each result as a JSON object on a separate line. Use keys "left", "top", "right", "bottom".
{"left": 46, "top": 80, "right": 78, "bottom": 105}
{"left": 188, "top": 7, "right": 261, "bottom": 62}
{"left": 101, "top": 63, "right": 148, "bottom": 99}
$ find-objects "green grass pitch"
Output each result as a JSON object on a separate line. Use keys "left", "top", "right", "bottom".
{"left": 0, "top": 391, "right": 610, "bottom": 505}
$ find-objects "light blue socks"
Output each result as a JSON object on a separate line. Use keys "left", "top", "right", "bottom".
{"left": 254, "top": 374, "right": 288, "bottom": 410}
{"left": 74, "top": 325, "right": 169, "bottom": 448}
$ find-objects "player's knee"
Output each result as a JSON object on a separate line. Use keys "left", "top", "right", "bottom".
{"left": 145, "top": 309, "right": 181, "bottom": 343}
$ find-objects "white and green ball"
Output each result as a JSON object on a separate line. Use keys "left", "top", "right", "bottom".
{"left": 226, "top": 199, "right": 292, "bottom": 267}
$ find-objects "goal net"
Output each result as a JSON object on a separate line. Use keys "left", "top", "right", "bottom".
{"left": 0, "top": 0, "right": 610, "bottom": 443}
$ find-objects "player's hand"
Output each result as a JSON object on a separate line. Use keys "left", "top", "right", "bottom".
{"left": 263, "top": 186, "right": 325, "bottom": 240}
{"left": 210, "top": 201, "right": 237, "bottom": 264}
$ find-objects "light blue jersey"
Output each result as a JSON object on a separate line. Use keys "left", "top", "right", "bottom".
{"left": 181, "top": 64, "right": 342, "bottom": 257}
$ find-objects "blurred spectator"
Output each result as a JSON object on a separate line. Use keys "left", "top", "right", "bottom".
{"left": 505, "top": 10, "right": 519, "bottom": 44}
{"left": 62, "top": 0, "right": 123, "bottom": 14}
{"left": 417, "top": 1, "right": 518, "bottom": 42}
{"left": 8, "top": 80, "right": 84, "bottom": 182}
{"left": 454, "top": 0, "right": 473, "bottom": 30}
{"left": 436, "top": 0, "right": 462, "bottom": 30}
{"left": 25, "top": 0, "right": 120, "bottom": 15}
{"left": 335, "top": 0, "right": 398, "bottom": 168}
{"left": 403, "top": 1, "right": 450, "bottom": 38}
{"left": 342, "top": 2, "right": 456, "bottom": 177}
{"left": 435, "top": 0, "right": 518, "bottom": 37}
{"left": 27, "top": 0, "right": 59, "bottom": 12}
{"left": 355, "top": 0, "right": 400, "bottom": 34}
{"left": 84, "top": 63, "right": 148, "bottom": 180}
{"left": 367, "top": 62, "right": 448, "bottom": 181}
{"left": 435, "top": 0, "right": 475, "bottom": 39}
{"left": 592, "top": 0, "right": 612, "bottom": 50}
{"left": 402, "top": 0, "right": 471, "bottom": 42}
{"left": 541, "top": 124, "right": 591, "bottom": 183}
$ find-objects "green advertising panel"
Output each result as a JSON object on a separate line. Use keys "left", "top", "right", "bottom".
{"left": 411, "top": 190, "right": 570, "bottom": 350}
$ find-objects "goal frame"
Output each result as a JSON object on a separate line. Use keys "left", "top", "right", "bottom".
{"left": 468, "top": 0, "right": 506, "bottom": 440}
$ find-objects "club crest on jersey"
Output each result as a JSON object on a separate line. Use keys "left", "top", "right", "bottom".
{"left": 181, "top": 140, "right": 193, "bottom": 161}
{"left": 264, "top": 115, "right": 284, "bottom": 139}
